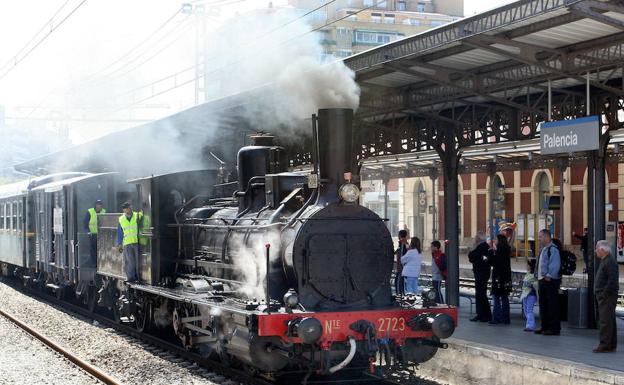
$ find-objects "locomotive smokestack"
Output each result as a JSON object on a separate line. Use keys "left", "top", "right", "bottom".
{"left": 316, "top": 108, "right": 354, "bottom": 204}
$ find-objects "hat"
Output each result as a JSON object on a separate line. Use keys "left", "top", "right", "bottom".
{"left": 95, "top": 199, "right": 103, "bottom": 205}
{"left": 122, "top": 201, "right": 132, "bottom": 209}
{"left": 498, "top": 221, "right": 516, "bottom": 232}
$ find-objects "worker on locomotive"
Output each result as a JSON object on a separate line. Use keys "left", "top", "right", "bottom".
{"left": 84, "top": 199, "right": 106, "bottom": 261}
{"left": 115, "top": 201, "right": 142, "bottom": 283}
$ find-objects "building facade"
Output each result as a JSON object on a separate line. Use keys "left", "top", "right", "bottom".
{"left": 289, "top": 0, "right": 464, "bottom": 59}
{"left": 365, "top": 163, "right": 624, "bottom": 256}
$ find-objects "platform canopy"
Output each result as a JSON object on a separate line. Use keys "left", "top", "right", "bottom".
{"left": 339, "top": 0, "right": 624, "bottom": 178}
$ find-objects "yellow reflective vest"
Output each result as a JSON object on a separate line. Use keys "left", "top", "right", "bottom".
{"left": 119, "top": 212, "right": 139, "bottom": 246}
{"left": 88, "top": 207, "right": 106, "bottom": 234}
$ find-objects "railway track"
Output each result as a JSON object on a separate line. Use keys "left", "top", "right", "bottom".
{"left": 0, "top": 307, "right": 121, "bottom": 385}
{"left": 0, "top": 278, "right": 437, "bottom": 385}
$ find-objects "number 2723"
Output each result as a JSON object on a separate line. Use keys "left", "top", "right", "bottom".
{"left": 377, "top": 317, "right": 405, "bottom": 332}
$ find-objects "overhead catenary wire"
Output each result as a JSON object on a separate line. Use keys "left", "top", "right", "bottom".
{"left": 73, "top": 0, "right": 245, "bottom": 88}
{"left": 0, "top": 0, "right": 90, "bottom": 83}
{"left": 115, "top": 0, "right": 383, "bottom": 111}
{"left": 21, "top": 0, "right": 242, "bottom": 119}
{"left": 111, "top": 0, "right": 331, "bottom": 91}
{"left": 0, "top": 0, "right": 71, "bottom": 75}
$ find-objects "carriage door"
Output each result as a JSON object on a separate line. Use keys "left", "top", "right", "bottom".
{"left": 66, "top": 186, "right": 79, "bottom": 284}
{"left": 52, "top": 190, "right": 68, "bottom": 277}
{"left": 36, "top": 192, "right": 54, "bottom": 271}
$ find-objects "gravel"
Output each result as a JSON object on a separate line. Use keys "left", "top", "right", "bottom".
{"left": 0, "top": 316, "right": 100, "bottom": 385}
{"left": 0, "top": 281, "right": 228, "bottom": 385}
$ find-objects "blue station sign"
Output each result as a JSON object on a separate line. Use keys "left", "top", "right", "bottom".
{"left": 539, "top": 116, "right": 600, "bottom": 155}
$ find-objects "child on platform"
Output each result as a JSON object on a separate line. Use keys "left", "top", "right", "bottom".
{"left": 521, "top": 259, "right": 539, "bottom": 332}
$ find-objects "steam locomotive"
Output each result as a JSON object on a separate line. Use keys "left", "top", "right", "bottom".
{"left": 0, "top": 108, "right": 457, "bottom": 380}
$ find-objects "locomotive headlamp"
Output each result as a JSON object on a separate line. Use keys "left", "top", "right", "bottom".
{"left": 339, "top": 183, "right": 360, "bottom": 203}
{"left": 283, "top": 289, "right": 299, "bottom": 309}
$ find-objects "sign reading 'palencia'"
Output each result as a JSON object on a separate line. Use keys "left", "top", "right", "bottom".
{"left": 540, "top": 116, "right": 600, "bottom": 155}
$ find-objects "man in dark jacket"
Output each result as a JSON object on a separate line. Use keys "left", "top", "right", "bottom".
{"left": 593, "top": 240, "right": 620, "bottom": 353}
{"left": 468, "top": 231, "right": 492, "bottom": 322}
{"left": 395, "top": 229, "right": 408, "bottom": 295}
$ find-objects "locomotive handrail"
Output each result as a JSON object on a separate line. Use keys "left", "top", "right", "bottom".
{"left": 168, "top": 222, "right": 286, "bottom": 230}
{"left": 294, "top": 217, "right": 388, "bottom": 222}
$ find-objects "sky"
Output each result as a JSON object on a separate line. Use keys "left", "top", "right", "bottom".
{"left": 0, "top": 0, "right": 515, "bottom": 144}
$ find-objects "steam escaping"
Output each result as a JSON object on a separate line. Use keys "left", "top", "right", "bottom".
{"left": 14, "top": 4, "right": 361, "bottom": 178}
{"left": 229, "top": 230, "right": 282, "bottom": 300}
{"left": 205, "top": 5, "right": 360, "bottom": 133}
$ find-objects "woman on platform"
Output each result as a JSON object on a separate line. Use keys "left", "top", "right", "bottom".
{"left": 489, "top": 234, "right": 512, "bottom": 325}
{"left": 401, "top": 237, "right": 423, "bottom": 295}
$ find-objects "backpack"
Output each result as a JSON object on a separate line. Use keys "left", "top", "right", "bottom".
{"left": 547, "top": 246, "right": 576, "bottom": 276}
{"left": 559, "top": 250, "right": 577, "bottom": 276}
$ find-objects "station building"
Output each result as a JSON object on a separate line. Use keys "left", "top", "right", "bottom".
{"left": 364, "top": 162, "right": 624, "bottom": 255}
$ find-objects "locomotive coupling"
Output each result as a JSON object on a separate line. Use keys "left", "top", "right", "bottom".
{"left": 407, "top": 313, "right": 455, "bottom": 339}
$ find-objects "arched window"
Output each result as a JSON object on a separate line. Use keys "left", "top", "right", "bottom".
{"left": 535, "top": 172, "right": 550, "bottom": 213}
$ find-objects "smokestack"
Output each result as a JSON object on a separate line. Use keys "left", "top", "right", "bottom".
{"left": 316, "top": 108, "right": 354, "bottom": 204}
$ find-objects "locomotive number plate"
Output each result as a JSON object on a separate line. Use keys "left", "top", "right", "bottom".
{"left": 377, "top": 317, "right": 405, "bottom": 332}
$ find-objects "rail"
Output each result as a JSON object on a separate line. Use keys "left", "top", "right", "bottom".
{"left": 0, "top": 307, "right": 122, "bottom": 385}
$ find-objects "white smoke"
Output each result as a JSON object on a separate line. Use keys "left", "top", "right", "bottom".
{"left": 205, "top": 5, "right": 360, "bottom": 132}
{"left": 229, "top": 229, "right": 282, "bottom": 300}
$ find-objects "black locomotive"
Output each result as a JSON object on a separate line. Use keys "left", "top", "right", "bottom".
{"left": 0, "top": 108, "right": 456, "bottom": 380}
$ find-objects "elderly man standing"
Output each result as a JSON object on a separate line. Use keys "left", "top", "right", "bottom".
{"left": 593, "top": 240, "right": 620, "bottom": 353}
{"left": 535, "top": 229, "right": 561, "bottom": 336}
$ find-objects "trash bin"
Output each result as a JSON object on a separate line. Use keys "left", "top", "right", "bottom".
{"left": 568, "top": 287, "right": 588, "bottom": 328}
{"left": 559, "top": 288, "right": 568, "bottom": 322}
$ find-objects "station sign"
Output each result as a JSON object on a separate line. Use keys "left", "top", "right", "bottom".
{"left": 540, "top": 115, "right": 599, "bottom": 155}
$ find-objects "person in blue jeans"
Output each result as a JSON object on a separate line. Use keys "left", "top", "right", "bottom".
{"left": 521, "top": 259, "right": 539, "bottom": 331}
{"left": 489, "top": 234, "right": 512, "bottom": 325}
{"left": 401, "top": 237, "right": 423, "bottom": 294}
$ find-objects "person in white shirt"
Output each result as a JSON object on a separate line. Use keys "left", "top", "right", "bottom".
{"left": 401, "top": 237, "right": 423, "bottom": 294}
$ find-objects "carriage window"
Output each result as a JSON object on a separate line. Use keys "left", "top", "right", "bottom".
{"left": 12, "top": 201, "right": 17, "bottom": 230}
{"left": 17, "top": 201, "right": 22, "bottom": 231}
{"left": 8, "top": 202, "right": 13, "bottom": 230}
{"left": 0, "top": 202, "right": 4, "bottom": 230}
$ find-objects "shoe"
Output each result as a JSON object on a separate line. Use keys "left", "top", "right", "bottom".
{"left": 488, "top": 321, "right": 500, "bottom": 325}
{"left": 593, "top": 346, "right": 615, "bottom": 353}
{"left": 523, "top": 328, "right": 535, "bottom": 332}
{"left": 534, "top": 329, "right": 544, "bottom": 334}
{"left": 470, "top": 317, "right": 480, "bottom": 322}
{"left": 480, "top": 318, "right": 492, "bottom": 323}
{"left": 542, "top": 330, "right": 560, "bottom": 336}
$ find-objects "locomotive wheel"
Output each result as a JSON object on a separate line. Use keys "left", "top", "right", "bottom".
{"left": 135, "top": 299, "right": 151, "bottom": 333}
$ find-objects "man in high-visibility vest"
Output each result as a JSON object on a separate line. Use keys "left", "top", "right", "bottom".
{"left": 83, "top": 199, "right": 105, "bottom": 260}
{"left": 116, "top": 201, "right": 142, "bottom": 282}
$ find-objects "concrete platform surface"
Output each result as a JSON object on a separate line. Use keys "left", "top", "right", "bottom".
{"left": 418, "top": 297, "right": 623, "bottom": 385}
{"left": 453, "top": 297, "right": 623, "bottom": 371}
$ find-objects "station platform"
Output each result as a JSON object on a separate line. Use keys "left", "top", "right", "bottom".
{"left": 419, "top": 297, "right": 624, "bottom": 385}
